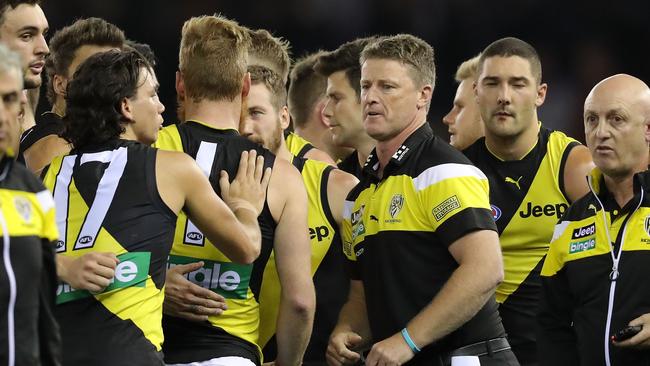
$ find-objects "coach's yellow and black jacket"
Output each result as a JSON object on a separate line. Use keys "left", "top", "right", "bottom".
{"left": 539, "top": 168, "right": 650, "bottom": 366}
{"left": 0, "top": 157, "right": 61, "bottom": 365}
{"left": 343, "top": 123, "right": 505, "bottom": 365}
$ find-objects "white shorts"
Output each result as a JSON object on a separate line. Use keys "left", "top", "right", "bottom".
{"left": 166, "top": 356, "right": 256, "bottom": 366}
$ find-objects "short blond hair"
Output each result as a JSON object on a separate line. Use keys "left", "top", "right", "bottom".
{"left": 360, "top": 34, "right": 435, "bottom": 89}
{"left": 179, "top": 15, "right": 250, "bottom": 102}
{"left": 248, "top": 28, "right": 291, "bottom": 84}
{"left": 455, "top": 54, "right": 481, "bottom": 82}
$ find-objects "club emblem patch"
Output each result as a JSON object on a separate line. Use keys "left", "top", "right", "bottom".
{"left": 14, "top": 197, "right": 32, "bottom": 223}
{"left": 389, "top": 194, "right": 404, "bottom": 219}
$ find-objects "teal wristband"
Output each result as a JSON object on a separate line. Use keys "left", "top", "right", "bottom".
{"left": 401, "top": 328, "right": 421, "bottom": 354}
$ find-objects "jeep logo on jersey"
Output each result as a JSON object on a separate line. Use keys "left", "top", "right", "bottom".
{"left": 645, "top": 216, "right": 650, "bottom": 236}
{"left": 167, "top": 255, "right": 251, "bottom": 299}
{"left": 569, "top": 238, "right": 596, "bottom": 254}
{"left": 519, "top": 202, "right": 568, "bottom": 219}
{"left": 572, "top": 223, "right": 595, "bottom": 239}
{"left": 56, "top": 252, "right": 151, "bottom": 304}
{"left": 78, "top": 236, "right": 93, "bottom": 245}
{"left": 186, "top": 232, "right": 203, "bottom": 241}
{"left": 389, "top": 194, "right": 404, "bottom": 218}
{"left": 310, "top": 226, "right": 330, "bottom": 242}
{"left": 491, "top": 205, "right": 502, "bottom": 221}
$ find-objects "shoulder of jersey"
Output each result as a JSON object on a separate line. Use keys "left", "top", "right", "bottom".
{"left": 414, "top": 136, "right": 475, "bottom": 171}
{"left": 3, "top": 161, "right": 45, "bottom": 193}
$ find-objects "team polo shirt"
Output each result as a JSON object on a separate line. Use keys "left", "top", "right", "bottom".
{"left": 342, "top": 123, "right": 504, "bottom": 359}
{"left": 0, "top": 157, "right": 61, "bottom": 365}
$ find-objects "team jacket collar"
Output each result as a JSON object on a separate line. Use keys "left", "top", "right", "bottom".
{"left": 362, "top": 122, "right": 433, "bottom": 178}
{"left": 587, "top": 167, "right": 650, "bottom": 210}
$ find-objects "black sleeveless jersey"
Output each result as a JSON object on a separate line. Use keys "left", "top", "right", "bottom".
{"left": 463, "top": 126, "right": 579, "bottom": 363}
{"left": 155, "top": 121, "right": 276, "bottom": 365}
{"left": 43, "top": 139, "right": 177, "bottom": 365}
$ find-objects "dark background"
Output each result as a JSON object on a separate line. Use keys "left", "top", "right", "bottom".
{"left": 40, "top": 0, "right": 650, "bottom": 143}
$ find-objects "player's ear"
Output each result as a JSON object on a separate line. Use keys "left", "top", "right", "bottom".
{"left": 175, "top": 71, "right": 185, "bottom": 100}
{"left": 120, "top": 97, "right": 133, "bottom": 122}
{"left": 242, "top": 72, "right": 251, "bottom": 98}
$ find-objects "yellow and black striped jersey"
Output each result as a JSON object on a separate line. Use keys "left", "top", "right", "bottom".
{"left": 154, "top": 121, "right": 276, "bottom": 365}
{"left": 43, "top": 140, "right": 176, "bottom": 365}
{"left": 463, "top": 126, "right": 579, "bottom": 360}
{"left": 0, "top": 157, "right": 60, "bottom": 365}
{"left": 285, "top": 132, "right": 314, "bottom": 159}
{"left": 258, "top": 157, "right": 347, "bottom": 363}
{"left": 539, "top": 168, "right": 650, "bottom": 365}
{"left": 343, "top": 123, "right": 504, "bottom": 363}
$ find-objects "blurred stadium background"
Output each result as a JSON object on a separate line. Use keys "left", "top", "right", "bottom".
{"left": 41, "top": 0, "right": 650, "bottom": 142}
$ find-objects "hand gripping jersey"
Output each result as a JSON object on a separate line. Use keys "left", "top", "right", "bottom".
{"left": 0, "top": 157, "right": 61, "bottom": 365}
{"left": 539, "top": 168, "right": 650, "bottom": 366}
{"left": 154, "top": 121, "right": 275, "bottom": 365}
{"left": 285, "top": 132, "right": 314, "bottom": 159}
{"left": 257, "top": 157, "right": 348, "bottom": 363}
{"left": 463, "top": 126, "right": 579, "bottom": 363}
{"left": 43, "top": 140, "right": 176, "bottom": 365}
{"left": 343, "top": 123, "right": 504, "bottom": 364}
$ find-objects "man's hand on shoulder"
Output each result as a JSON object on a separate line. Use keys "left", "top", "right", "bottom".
{"left": 220, "top": 149, "right": 272, "bottom": 216}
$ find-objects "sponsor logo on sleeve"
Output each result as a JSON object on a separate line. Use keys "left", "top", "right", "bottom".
{"left": 432, "top": 195, "right": 461, "bottom": 222}
{"left": 351, "top": 205, "right": 366, "bottom": 240}
{"left": 572, "top": 223, "right": 595, "bottom": 239}
{"left": 569, "top": 238, "right": 596, "bottom": 254}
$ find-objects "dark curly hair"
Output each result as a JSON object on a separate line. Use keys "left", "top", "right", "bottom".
{"left": 62, "top": 49, "right": 152, "bottom": 149}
